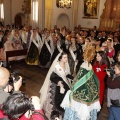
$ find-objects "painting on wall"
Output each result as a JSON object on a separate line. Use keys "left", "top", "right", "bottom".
{"left": 83, "top": 0, "right": 99, "bottom": 19}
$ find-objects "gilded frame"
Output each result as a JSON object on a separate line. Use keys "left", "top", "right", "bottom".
{"left": 83, "top": 0, "right": 99, "bottom": 19}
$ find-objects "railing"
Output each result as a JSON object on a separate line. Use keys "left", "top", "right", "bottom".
{"left": 6, "top": 49, "right": 27, "bottom": 68}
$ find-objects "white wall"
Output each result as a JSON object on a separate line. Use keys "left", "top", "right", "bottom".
{"left": 3, "top": 0, "right": 106, "bottom": 28}
{"left": 4, "top": 0, "right": 24, "bottom": 26}
{"left": 56, "top": 14, "right": 69, "bottom": 28}
{"left": 52, "top": 1, "right": 73, "bottom": 30}
{"left": 52, "top": 0, "right": 106, "bottom": 30}
{"left": 4, "top": 0, "right": 11, "bottom": 25}
{"left": 77, "top": 0, "right": 106, "bottom": 28}
{"left": 11, "top": 0, "right": 24, "bottom": 24}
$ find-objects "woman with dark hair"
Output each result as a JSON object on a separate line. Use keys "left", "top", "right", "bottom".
{"left": 93, "top": 51, "right": 109, "bottom": 105}
{"left": 50, "top": 34, "right": 66, "bottom": 65}
{"left": 40, "top": 52, "right": 72, "bottom": 119}
{"left": 67, "top": 37, "right": 81, "bottom": 75}
{"left": 39, "top": 30, "right": 54, "bottom": 68}
{"left": 0, "top": 93, "right": 45, "bottom": 120}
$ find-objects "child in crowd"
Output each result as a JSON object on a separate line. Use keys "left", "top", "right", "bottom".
{"left": 107, "top": 62, "right": 120, "bottom": 120}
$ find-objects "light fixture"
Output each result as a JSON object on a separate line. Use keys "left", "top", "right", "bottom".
{"left": 59, "top": 0, "right": 72, "bottom": 9}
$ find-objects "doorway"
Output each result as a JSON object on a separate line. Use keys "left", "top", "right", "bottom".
{"left": 56, "top": 13, "right": 70, "bottom": 29}
{"left": 14, "top": 13, "right": 25, "bottom": 28}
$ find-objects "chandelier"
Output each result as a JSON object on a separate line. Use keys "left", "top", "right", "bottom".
{"left": 59, "top": 0, "right": 72, "bottom": 9}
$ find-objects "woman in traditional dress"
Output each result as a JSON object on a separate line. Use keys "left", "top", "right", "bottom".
{"left": 3, "top": 31, "right": 16, "bottom": 61}
{"left": 51, "top": 34, "right": 66, "bottom": 65}
{"left": 20, "top": 26, "right": 31, "bottom": 49}
{"left": 26, "top": 29, "right": 42, "bottom": 65}
{"left": 61, "top": 44, "right": 101, "bottom": 120}
{"left": 67, "top": 37, "right": 81, "bottom": 76}
{"left": 40, "top": 52, "right": 72, "bottom": 119}
{"left": 65, "top": 35, "right": 71, "bottom": 51}
{"left": 11, "top": 29, "right": 23, "bottom": 50}
{"left": 39, "top": 30, "right": 54, "bottom": 68}
{"left": 11, "top": 29, "right": 25, "bottom": 60}
{"left": 92, "top": 51, "right": 108, "bottom": 105}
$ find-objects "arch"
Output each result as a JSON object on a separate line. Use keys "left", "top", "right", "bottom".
{"left": 14, "top": 13, "right": 25, "bottom": 28}
{"left": 56, "top": 13, "right": 70, "bottom": 29}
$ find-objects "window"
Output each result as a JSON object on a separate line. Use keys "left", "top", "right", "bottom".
{"left": 32, "top": 0, "right": 38, "bottom": 27}
{"left": 0, "top": 3, "right": 4, "bottom": 21}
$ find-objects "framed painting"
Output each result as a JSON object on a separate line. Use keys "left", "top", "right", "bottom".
{"left": 83, "top": 0, "right": 99, "bottom": 19}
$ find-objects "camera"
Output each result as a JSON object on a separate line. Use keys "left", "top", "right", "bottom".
{"left": 9, "top": 72, "right": 26, "bottom": 86}
{"left": 0, "top": 61, "right": 6, "bottom": 67}
{"left": 105, "top": 67, "right": 114, "bottom": 77}
{"left": 51, "top": 111, "right": 59, "bottom": 120}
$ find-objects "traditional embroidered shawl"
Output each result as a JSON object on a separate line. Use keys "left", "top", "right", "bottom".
{"left": 40, "top": 52, "right": 62, "bottom": 108}
{"left": 70, "top": 67, "right": 99, "bottom": 105}
{"left": 53, "top": 63, "right": 71, "bottom": 88}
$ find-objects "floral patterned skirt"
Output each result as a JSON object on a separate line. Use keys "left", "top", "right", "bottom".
{"left": 64, "top": 107, "right": 97, "bottom": 120}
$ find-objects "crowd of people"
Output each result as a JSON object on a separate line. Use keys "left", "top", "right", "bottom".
{"left": 0, "top": 24, "right": 120, "bottom": 120}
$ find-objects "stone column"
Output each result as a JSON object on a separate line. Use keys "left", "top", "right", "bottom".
{"left": 45, "top": 0, "right": 53, "bottom": 29}
{"left": 72, "top": 0, "right": 79, "bottom": 29}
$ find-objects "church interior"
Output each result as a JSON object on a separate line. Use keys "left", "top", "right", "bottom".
{"left": 0, "top": 0, "right": 120, "bottom": 120}
{"left": 2, "top": 0, "right": 120, "bottom": 31}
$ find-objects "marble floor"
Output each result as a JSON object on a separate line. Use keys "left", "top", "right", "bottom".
{"left": 10, "top": 61, "right": 109, "bottom": 120}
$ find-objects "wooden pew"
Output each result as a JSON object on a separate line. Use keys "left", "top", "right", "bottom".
{"left": 6, "top": 49, "right": 27, "bottom": 68}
